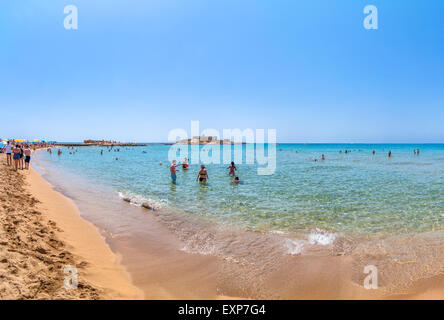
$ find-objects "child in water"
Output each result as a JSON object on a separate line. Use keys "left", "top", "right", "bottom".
{"left": 227, "top": 161, "right": 237, "bottom": 176}
{"left": 232, "top": 176, "right": 242, "bottom": 184}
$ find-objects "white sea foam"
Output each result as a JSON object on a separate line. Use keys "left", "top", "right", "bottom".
{"left": 285, "top": 239, "right": 306, "bottom": 255}
{"left": 308, "top": 228, "right": 336, "bottom": 246}
{"left": 118, "top": 191, "right": 164, "bottom": 210}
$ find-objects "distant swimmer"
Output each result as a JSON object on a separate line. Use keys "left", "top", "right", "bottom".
{"left": 58, "top": 149, "right": 62, "bottom": 156}
{"left": 321, "top": 154, "right": 325, "bottom": 161}
{"left": 417, "top": 149, "right": 420, "bottom": 155}
{"left": 101, "top": 150, "right": 103, "bottom": 155}
{"left": 339, "top": 150, "right": 342, "bottom": 154}
{"left": 372, "top": 150, "right": 375, "bottom": 155}
{"left": 414, "top": 150, "right": 416, "bottom": 155}
{"left": 170, "top": 160, "right": 181, "bottom": 183}
{"left": 388, "top": 151, "right": 392, "bottom": 158}
{"left": 196, "top": 165, "right": 208, "bottom": 183}
{"left": 227, "top": 161, "right": 237, "bottom": 176}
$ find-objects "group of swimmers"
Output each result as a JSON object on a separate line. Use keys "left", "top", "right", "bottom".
{"left": 169, "top": 158, "right": 242, "bottom": 184}
{"left": 1, "top": 141, "right": 32, "bottom": 171}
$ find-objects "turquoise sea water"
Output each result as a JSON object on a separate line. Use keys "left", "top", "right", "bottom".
{"left": 34, "top": 144, "right": 444, "bottom": 237}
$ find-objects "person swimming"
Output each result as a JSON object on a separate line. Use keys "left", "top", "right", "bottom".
{"left": 232, "top": 176, "right": 242, "bottom": 184}
{"left": 196, "top": 165, "right": 208, "bottom": 183}
{"left": 227, "top": 161, "right": 237, "bottom": 176}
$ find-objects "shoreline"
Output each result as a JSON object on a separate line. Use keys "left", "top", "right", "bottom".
{"left": 27, "top": 166, "right": 145, "bottom": 299}
{"left": 0, "top": 154, "right": 143, "bottom": 299}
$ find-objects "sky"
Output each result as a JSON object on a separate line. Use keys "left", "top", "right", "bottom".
{"left": 0, "top": 0, "right": 443, "bottom": 143}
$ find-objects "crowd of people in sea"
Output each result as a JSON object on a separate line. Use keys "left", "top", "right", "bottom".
{"left": 1, "top": 141, "right": 421, "bottom": 183}
{"left": 167, "top": 158, "right": 242, "bottom": 185}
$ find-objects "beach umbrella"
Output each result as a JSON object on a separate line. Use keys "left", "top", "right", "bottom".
{"left": 33, "top": 139, "right": 40, "bottom": 142}
{"left": 1, "top": 141, "right": 7, "bottom": 145}
{"left": 15, "top": 139, "right": 24, "bottom": 142}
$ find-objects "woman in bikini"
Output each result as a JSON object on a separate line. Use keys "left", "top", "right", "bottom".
{"left": 196, "top": 165, "right": 208, "bottom": 183}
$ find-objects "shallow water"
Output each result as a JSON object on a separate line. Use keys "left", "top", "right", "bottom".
{"left": 35, "top": 144, "right": 444, "bottom": 236}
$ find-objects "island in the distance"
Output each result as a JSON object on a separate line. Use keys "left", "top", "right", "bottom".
{"left": 171, "top": 135, "right": 247, "bottom": 145}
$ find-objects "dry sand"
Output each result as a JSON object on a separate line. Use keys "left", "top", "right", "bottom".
{"left": 0, "top": 155, "right": 143, "bottom": 299}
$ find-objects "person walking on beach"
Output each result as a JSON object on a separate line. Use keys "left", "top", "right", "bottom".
{"left": 12, "top": 145, "right": 21, "bottom": 171}
{"left": 196, "top": 165, "right": 208, "bottom": 183}
{"left": 24, "top": 145, "right": 31, "bottom": 170}
{"left": 170, "top": 160, "right": 181, "bottom": 183}
{"left": 4, "top": 141, "right": 13, "bottom": 166}
{"left": 227, "top": 161, "right": 237, "bottom": 176}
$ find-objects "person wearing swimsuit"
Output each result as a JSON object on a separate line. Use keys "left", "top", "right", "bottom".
{"left": 196, "top": 165, "right": 208, "bottom": 183}
{"left": 19, "top": 146, "right": 24, "bottom": 170}
{"left": 182, "top": 157, "right": 189, "bottom": 170}
{"left": 227, "top": 161, "right": 237, "bottom": 176}
{"left": 24, "top": 145, "right": 31, "bottom": 169}
{"left": 12, "top": 145, "right": 21, "bottom": 171}
{"left": 170, "top": 160, "right": 181, "bottom": 183}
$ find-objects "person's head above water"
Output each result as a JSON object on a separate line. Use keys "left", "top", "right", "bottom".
{"left": 231, "top": 161, "right": 235, "bottom": 166}
{"left": 201, "top": 165, "right": 205, "bottom": 169}
{"left": 234, "top": 176, "right": 240, "bottom": 181}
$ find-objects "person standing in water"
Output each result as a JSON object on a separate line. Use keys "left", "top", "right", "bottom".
{"left": 388, "top": 151, "right": 392, "bottom": 158}
{"left": 227, "top": 161, "right": 237, "bottom": 176}
{"left": 182, "top": 157, "right": 189, "bottom": 170}
{"left": 196, "top": 165, "right": 208, "bottom": 183}
{"left": 170, "top": 160, "right": 181, "bottom": 183}
{"left": 321, "top": 154, "right": 325, "bottom": 161}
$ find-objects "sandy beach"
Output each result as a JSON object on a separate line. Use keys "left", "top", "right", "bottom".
{"left": 0, "top": 155, "right": 143, "bottom": 299}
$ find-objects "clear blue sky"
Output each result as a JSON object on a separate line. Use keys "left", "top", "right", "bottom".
{"left": 1, "top": 0, "right": 443, "bottom": 143}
